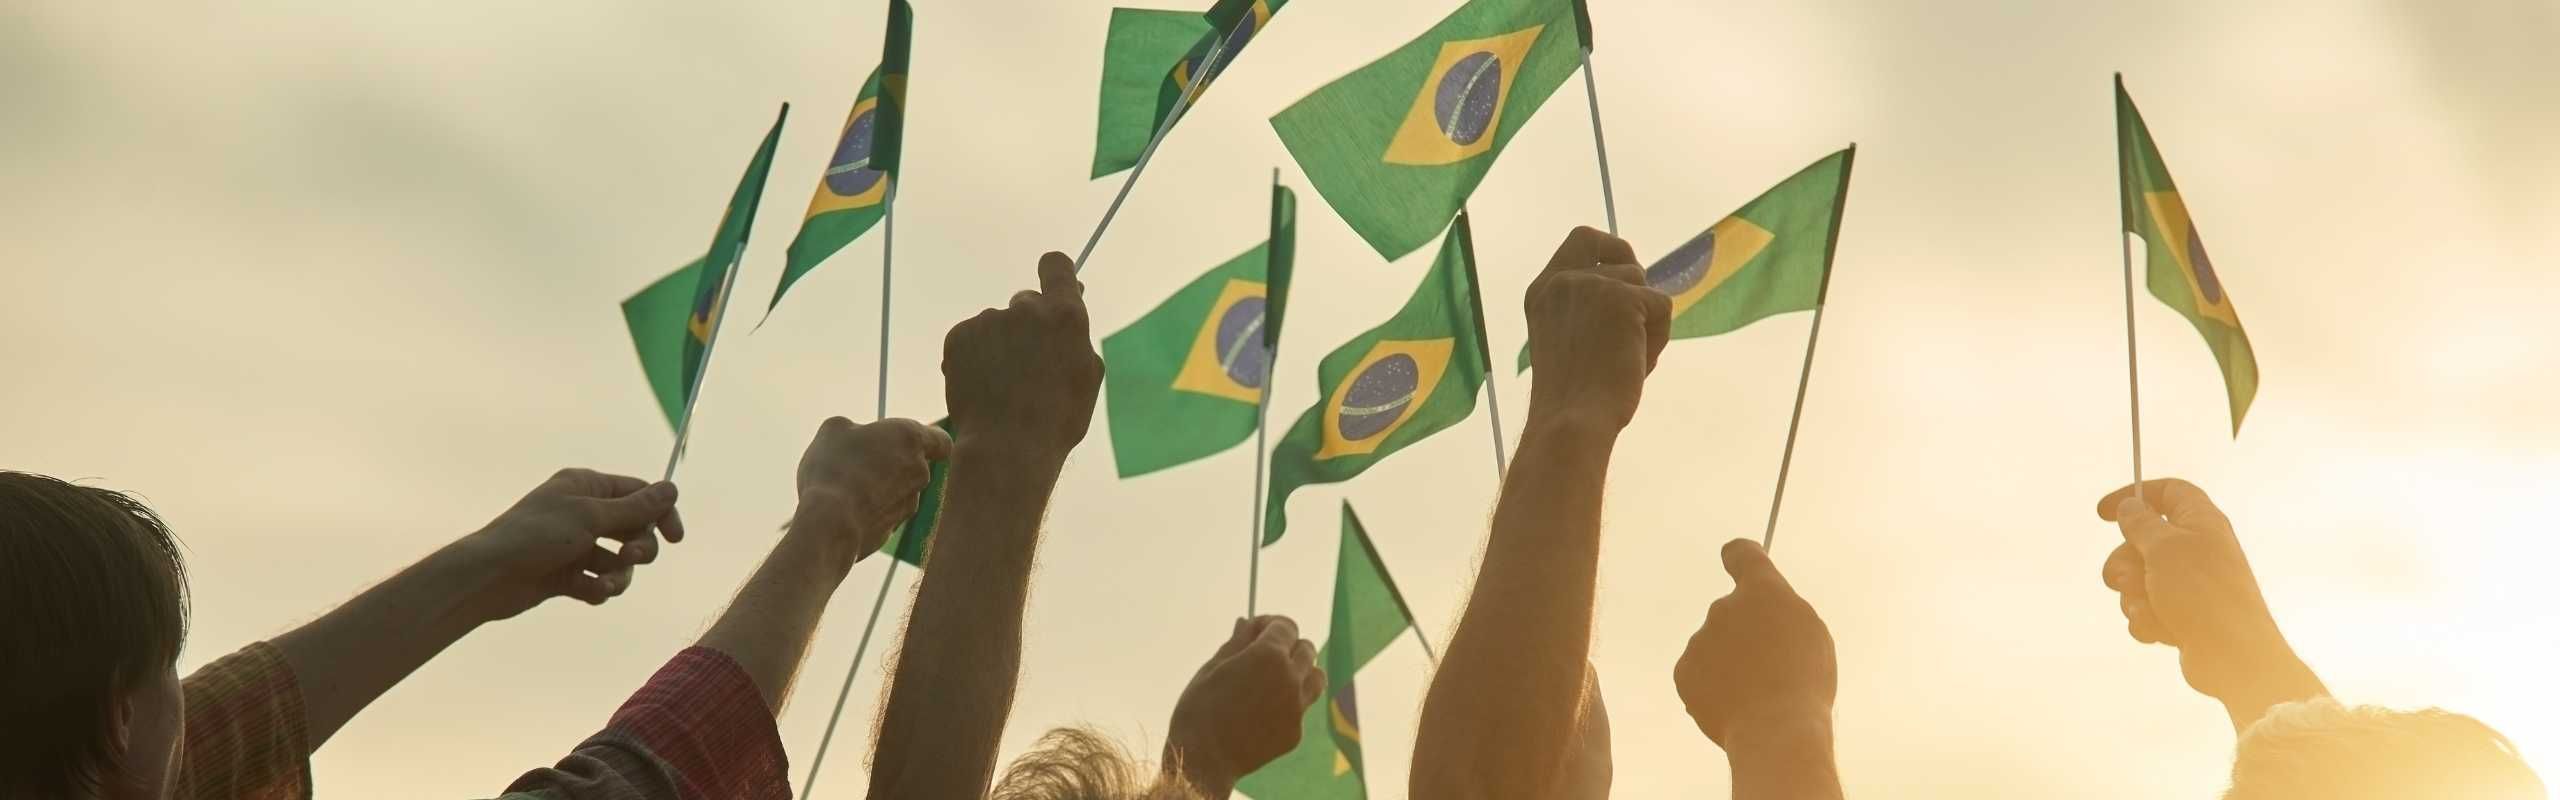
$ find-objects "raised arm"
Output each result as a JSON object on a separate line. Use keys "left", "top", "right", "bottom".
{"left": 501, "top": 418, "right": 946, "bottom": 800}
{"left": 868, "top": 252, "right": 1104, "bottom": 799}
{"left": 2096, "top": 478, "right": 2327, "bottom": 732}
{"left": 1676, "top": 540, "right": 1843, "bottom": 800}
{"left": 270, "top": 467, "right": 683, "bottom": 748}
{"left": 1410, "top": 227, "right": 1668, "bottom": 798}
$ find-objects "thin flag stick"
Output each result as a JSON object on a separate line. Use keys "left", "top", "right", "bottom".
{"left": 660, "top": 254, "right": 746, "bottom": 482}
{"left": 1449, "top": 209, "right": 1511, "bottom": 479}
{"left": 1578, "top": 48, "right": 1619, "bottom": 236}
{"left": 1247, "top": 168, "right": 1276, "bottom": 617}
{"left": 1762, "top": 146, "right": 1856, "bottom": 551}
{"left": 799, "top": 184, "right": 903, "bottom": 800}
{"left": 1760, "top": 305, "right": 1825, "bottom": 550}
{"left": 2115, "top": 79, "right": 2145, "bottom": 498}
{"left": 1075, "top": 33, "right": 1242, "bottom": 273}
{"left": 1347, "top": 503, "right": 1439, "bottom": 665}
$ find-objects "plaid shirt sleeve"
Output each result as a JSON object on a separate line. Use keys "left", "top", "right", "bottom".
{"left": 500, "top": 646, "right": 792, "bottom": 800}
{"left": 175, "top": 641, "right": 315, "bottom": 800}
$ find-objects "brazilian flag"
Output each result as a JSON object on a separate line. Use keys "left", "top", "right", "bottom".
{"left": 1271, "top": 0, "right": 1584, "bottom": 260}
{"left": 770, "top": 0, "right": 914, "bottom": 313}
{"left": 2118, "top": 76, "right": 2257, "bottom": 433}
{"left": 1091, "top": 0, "right": 1289, "bottom": 178}
{"left": 1238, "top": 503, "right": 1424, "bottom": 800}
{"left": 1262, "top": 216, "right": 1489, "bottom": 545}
{"left": 1102, "top": 182, "right": 1298, "bottom": 477}
{"left": 621, "top": 105, "right": 789, "bottom": 429}
{"left": 1517, "top": 146, "right": 1857, "bottom": 371}
{"left": 875, "top": 416, "right": 953, "bottom": 567}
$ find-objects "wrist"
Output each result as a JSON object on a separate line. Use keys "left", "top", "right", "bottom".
{"left": 435, "top": 533, "right": 529, "bottom": 627}
{"left": 1161, "top": 740, "right": 1237, "bottom": 798}
{"left": 1722, "top": 708, "right": 1835, "bottom": 761}
{"left": 953, "top": 431, "right": 1073, "bottom": 469}
{"left": 776, "top": 515, "right": 867, "bottom": 579}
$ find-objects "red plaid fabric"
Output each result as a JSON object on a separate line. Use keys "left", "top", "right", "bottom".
{"left": 503, "top": 647, "right": 791, "bottom": 800}
{"left": 176, "top": 641, "right": 313, "bottom": 800}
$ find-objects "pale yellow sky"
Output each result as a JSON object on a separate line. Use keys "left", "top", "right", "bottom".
{"left": 6, "top": 1, "right": 2558, "bottom": 797}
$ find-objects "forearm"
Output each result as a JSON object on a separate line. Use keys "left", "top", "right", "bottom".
{"left": 1726, "top": 716, "right": 1845, "bottom": 800}
{"left": 694, "top": 526, "right": 859, "bottom": 713}
{"left": 2213, "top": 643, "right": 2329, "bottom": 733}
{"left": 867, "top": 439, "right": 1063, "bottom": 799}
{"left": 271, "top": 543, "right": 496, "bottom": 749}
{"left": 1412, "top": 417, "right": 1616, "bottom": 796}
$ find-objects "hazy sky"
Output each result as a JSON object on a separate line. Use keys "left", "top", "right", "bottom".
{"left": 6, "top": 1, "right": 2558, "bottom": 797}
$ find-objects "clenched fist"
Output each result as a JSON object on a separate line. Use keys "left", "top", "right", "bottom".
{"left": 2097, "top": 479, "right": 2324, "bottom": 726}
{"left": 1675, "top": 540, "right": 1836, "bottom": 750}
{"left": 790, "top": 416, "right": 952, "bottom": 561}
{"left": 943, "top": 252, "right": 1105, "bottom": 459}
{"left": 1164, "top": 616, "right": 1323, "bottom": 797}
{"left": 1524, "top": 227, "right": 1672, "bottom": 434}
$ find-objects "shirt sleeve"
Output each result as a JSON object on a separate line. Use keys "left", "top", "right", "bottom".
{"left": 176, "top": 641, "right": 315, "bottom": 800}
{"left": 500, "top": 646, "right": 792, "bottom": 800}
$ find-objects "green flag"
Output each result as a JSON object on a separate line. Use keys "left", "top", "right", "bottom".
{"left": 621, "top": 105, "right": 789, "bottom": 429}
{"left": 771, "top": 0, "right": 914, "bottom": 312}
{"left": 1091, "top": 0, "right": 1289, "bottom": 178}
{"left": 1237, "top": 503, "right": 1422, "bottom": 800}
{"left": 1262, "top": 217, "right": 1488, "bottom": 545}
{"left": 2118, "top": 76, "right": 2257, "bottom": 433}
{"left": 1101, "top": 183, "right": 1298, "bottom": 477}
{"left": 1270, "top": 0, "right": 1584, "bottom": 260}
{"left": 875, "top": 416, "right": 954, "bottom": 567}
{"left": 1516, "top": 146, "right": 1856, "bottom": 371}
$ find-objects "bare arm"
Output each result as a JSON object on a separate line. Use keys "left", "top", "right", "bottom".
{"left": 868, "top": 252, "right": 1102, "bottom": 799}
{"left": 1677, "top": 540, "right": 1843, "bottom": 800}
{"left": 273, "top": 469, "right": 680, "bottom": 748}
{"left": 1411, "top": 228, "right": 1667, "bottom": 798}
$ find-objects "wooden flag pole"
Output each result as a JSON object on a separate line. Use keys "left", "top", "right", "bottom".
{"left": 1578, "top": 47, "right": 1619, "bottom": 236}
{"left": 799, "top": 184, "right": 904, "bottom": 800}
{"left": 2115, "top": 76, "right": 2146, "bottom": 497}
{"left": 1076, "top": 29, "right": 1244, "bottom": 274}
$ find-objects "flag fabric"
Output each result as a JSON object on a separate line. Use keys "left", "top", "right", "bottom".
{"left": 2117, "top": 77, "right": 2257, "bottom": 433}
{"left": 876, "top": 416, "right": 953, "bottom": 567}
{"left": 1262, "top": 216, "right": 1489, "bottom": 545}
{"left": 1237, "top": 503, "right": 1422, "bottom": 800}
{"left": 1091, "top": 0, "right": 1288, "bottom": 178}
{"left": 1270, "top": 0, "right": 1585, "bottom": 260}
{"left": 1101, "top": 183, "right": 1298, "bottom": 477}
{"left": 771, "top": 0, "right": 914, "bottom": 312}
{"left": 622, "top": 106, "right": 790, "bottom": 429}
{"left": 1516, "top": 146, "right": 1856, "bottom": 371}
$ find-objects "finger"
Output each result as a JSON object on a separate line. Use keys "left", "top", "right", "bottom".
{"left": 2101, "top": 542, "right": 2144, "bottom": 592}
{"left": 583, "top": 481, "right": 679, "bottom": 536}
{"left": 579, "top": 544, "right": 627, "bottom": 575}
{"left": 554, "top": 467, "right": 651, "bottom": 500}
{"left": 879, "top": 418, "right": 955, "bottom": 461}
{"left": 2097, "top": 478, "right": 2213, "bottom": 521}
{"left": 1639, "top": 289, "right": 1672, "bottom": 371}
{"left": 1245, "top": 614, "right": 1299, "bottom": 656}
{"left": 1544, "top": 226, "right": 1634, "bottom": 275}
{"left": 1008, "top": 289, "right": 1042, "bottom": 308}
{"left": 1211, "top": 617, "right": 1256, "bottom": 661}
{"left": 558, "top": 569, "right": 631, "bottom": 606}
{"left": 2114, "top": 496, "right": 2177, "bottom": 553}
{"left": 1719, "top": 538, "right": 1793, "bottom": 592}
{"left": 1591, "top": 262, "right": 1646, "bottom": 287}
{"left": 2149, "top": 479, "right": 2230, "bottom": 532}
{"left": 1037, "top": 251, "right": 1082, "bottom": 301}
{"left": 1288, "top": 637, "right": 1317, "bottom": 678}
{"left": 658, "top": 501, "right": 687, "bottom": 544}
{"left": 619, "top": 530, "right": 662, "bottom": 566}
{"left": 2122, "top": 596, "right": 2164, "bottom": 644}
{"left": 1299, "top": 664, "right": 1325, "bottom": 708}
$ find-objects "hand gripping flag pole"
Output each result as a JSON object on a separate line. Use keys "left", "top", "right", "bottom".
{"left": 1076, "top": 21, "right": 1245, "bottom": 274}
{"left": 1762, "top": 146, "right": 1857, "bottom": 551}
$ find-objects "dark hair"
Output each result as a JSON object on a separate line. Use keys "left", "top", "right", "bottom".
{"left": 0, "top": 471, "right": 191, "bottom": 798}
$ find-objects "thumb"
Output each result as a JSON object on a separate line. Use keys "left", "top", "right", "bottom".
{"left": 586, "top": 481, "right": 679, "bottom": 535}
{"left": 1721, "top": 538, "right": 1792, "bottom": 591}
{"left": 2114, "top": 495, "right": 2176, "bottom": 554}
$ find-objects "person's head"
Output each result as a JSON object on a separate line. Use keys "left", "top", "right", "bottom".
{"left": 2226, "top": 698, "right": 2545, "bottom": 800}
{"left": 0, "top": 472, "right": 192, "bottom": 799}
{"left": 990, "top": 728, "right": 1203, "bottom": 800}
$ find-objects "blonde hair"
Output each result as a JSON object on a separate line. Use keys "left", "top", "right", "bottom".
{"left": 2226, "top": 698, "right": 2546, "bottom": 800}
{"left": 990, "top": 727, "right": 1207, "bottom": 800}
